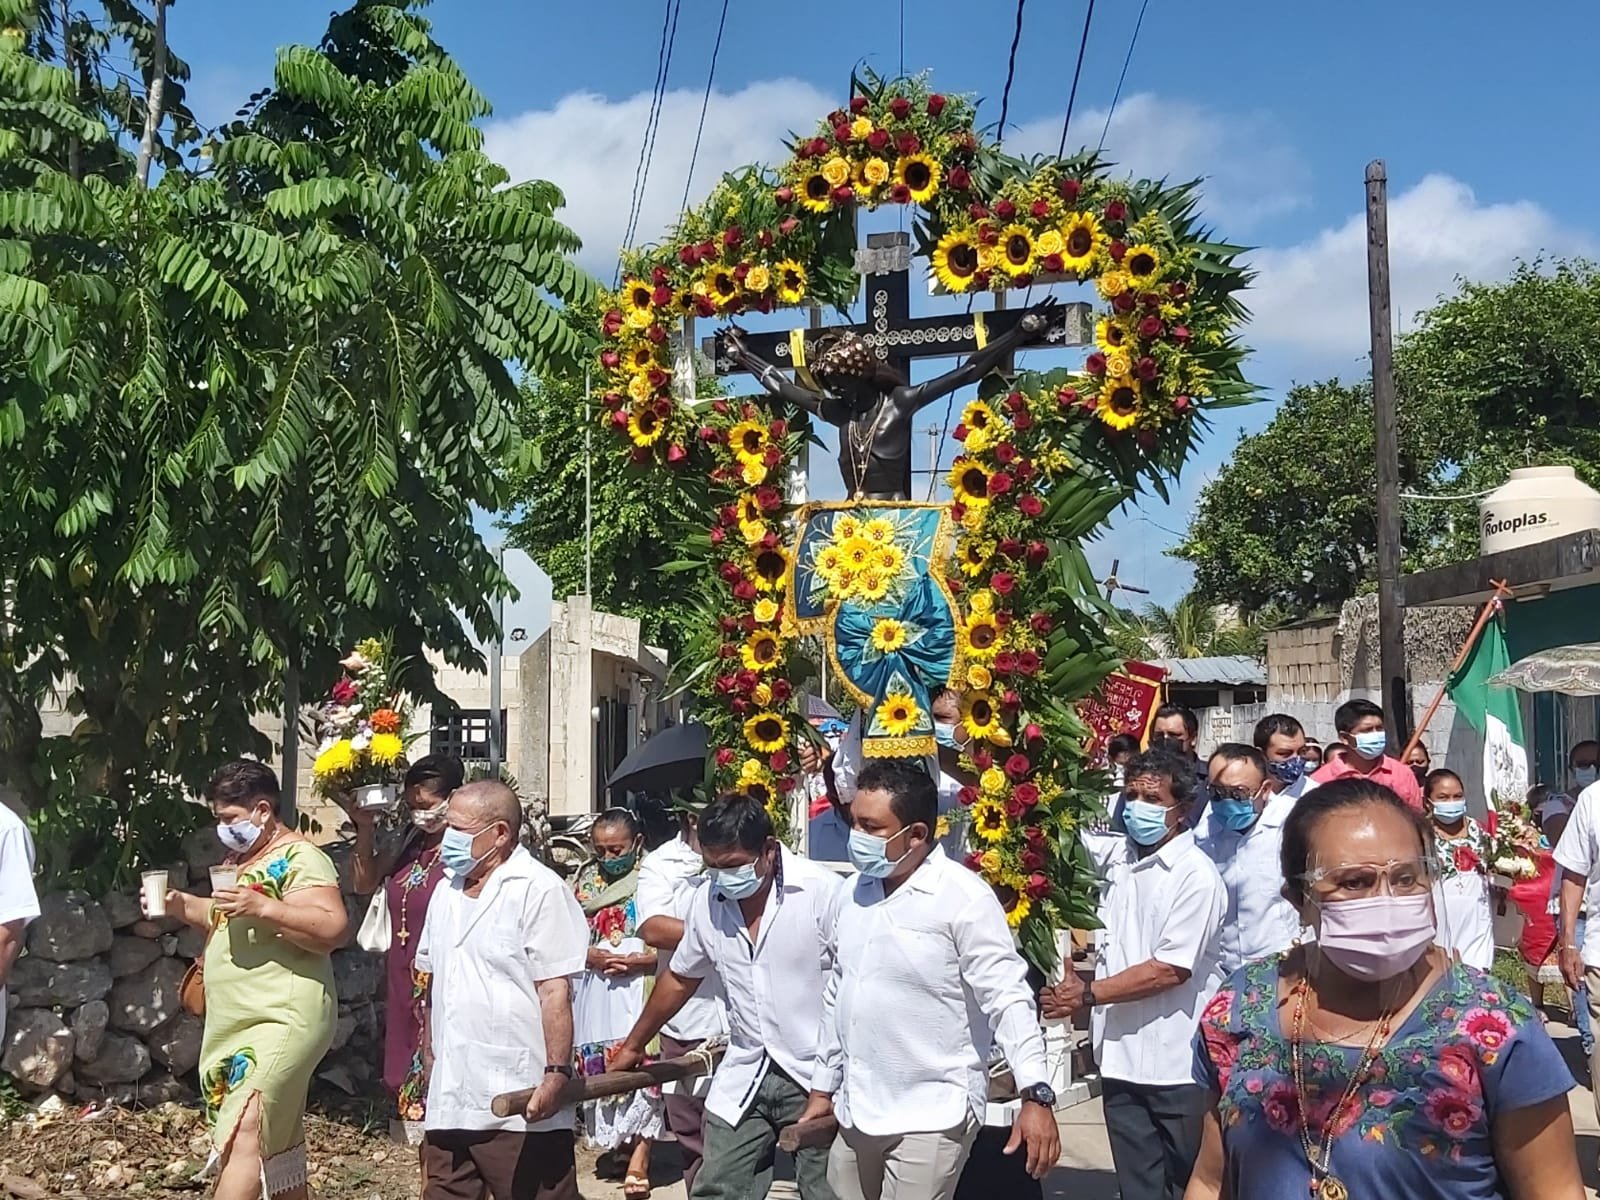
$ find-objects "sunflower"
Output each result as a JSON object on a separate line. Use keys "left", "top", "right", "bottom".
{"left": 834, "top": 514, "right": 862, "bottom": 540}
{"left": 621, "top": 278, "right": 656, "bottom": 329}
{"left": 821, "top": 156, "right": 852, "bottom": 188}
{"left": 966, "top": 663, "right": 993, "bottom": 691}
{"left": 776, "top": 259, "right": 807, "bottom": 304}
{"left": 1095, "top": 318, "right": 1131, "bottom": 355}
{"left": 960, "top": 613, "right": 1002, "bottom": 663}
{"left": 870, "top": 618, "right": 909, "bottom": 654}
{"left": 800, "top": 171, "right": 833, "bottom": 213}
{"left": 876, "top": 691, "right": 921, "bottom": 737}
{"left": 856, "top": 569, "right": 890, "bottom": 603}
{"left": 873, "top": 543, "right": 905, "bottom": 575}
{"left": 624, "top": 341, "right": 658, "bottom": 374}
{"left": 752, "top": 598, "right": 780, "bottom": 624}
{"left": 959, "top": 399, "right": 1004, "bottom": 453}
{"left": 862, "top": 516, "right": 896, "bottom": 544}
{"left": 814, "top": 544, "right": 844, "bottom": 581}
{"left": 961, "top": 691, "right": 1005, "bottom": 741}
{"left": 749, "top": 547, "right": 789, "bottom": 592}
{"left": 737, "top": 493, "right": 768, "bottom": 543}
{"left": 728, "top": 420, "right": 771, "bottom": 467}
{"left": 744, "top": 264, "right": 772, "bottom": 294}
{"left": 313, "top": 739, "right": 355, "bottom": 778}
{"left": 1004, "top": 893, "right": 1032, "bottom": 928}
{"left": 1097, "top": 377, "right": 1141, "bottom": 432}
{"left": 861, "top": 157, "right": 891, "bottom": 188}
{"left": 740, "top": 630, "right": 783, "bottom": 672}
{"left": 931, "top": 229, "right": 981, "bottom": 294}
{"left": 742, "top": 711, "right": 790, "bottom": 754}
{"left": 370, "top": 732, "right": 404, "bottom": 765}
{"left": 1124, "top": 242, "right": 1163, "bottom": 285}
{"left": 999, "top": 224, "right": 1035, "bottom": 277}
{"left": 627, "top": 404, "right": 664, "bottom": 446}
{"left": 947, "top": 457, "right": 992, "bottom": 507}
{"left": 894, "top": 153, "right": 940, "bottom": 204}
{"left": 971, "top": 797, "right": 1008, "bottom": 843}
{"left": 956, "top": 538, "right": 992, "bottom": 577}
{"left": 700, "top": 266, "right": 741, "bottom": 311}
{"left": 1060, "top": 212, "right": 1104, "bottom": 274}
{"left": 1036, "top": 228, "right": 1065, "bottom": 258}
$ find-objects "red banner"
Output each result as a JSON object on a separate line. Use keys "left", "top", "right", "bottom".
{"left": 1078, "top": 661, "right": 1167, "bottom": 764}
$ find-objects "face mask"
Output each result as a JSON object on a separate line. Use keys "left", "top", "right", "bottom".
{"left": 1124, "top": 798, "right": 1174, "bottom": 846}
{"left": 1150, "top": 733, "right": 1185, "bottom": 753}
{"left": 598, "top": 850, "right": 638, "bottom": 879}
{"left": 934, "top": 722, "right": 961, "bottom": 752}
{"left": 441, "top": 825, "right": 493, "bottom": 877}
{"left": 1266, "top": 756, "right": 1306, "bottom": 786}
{"left": 411, "top": 801, "right": 449, "bottom": 833}
{"left": 1211, "top": 798, "right": 1260, "bottom": 832}
{"left": 847, "top": 826, "right": 913, "bottom": 879}
{"left": 217, "top": 817, "right": 264, "bottom": 854}
{"left": 1316, "top": 893, "right": 1435, "bottom": 981}
{"left": 1431, "top": 799, "right": 1467, "bottom": 823}
{"left": 710, "top": 861, "right": 765, "bottom": 901}
{"left": 1574, "top": 765, "right": 1599, "bottom": 790}
{"left": 1352, "top": 731, "right": 1388, "bottom": 760}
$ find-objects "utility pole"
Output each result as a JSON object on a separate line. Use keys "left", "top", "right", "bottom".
{"left": 1365, "top": 160, "right": 1410, "bottom": 739}
{"left": 489, "top": 544, "right": 505, "bottom": 774}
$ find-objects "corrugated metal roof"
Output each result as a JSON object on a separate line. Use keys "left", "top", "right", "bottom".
{"left": 1152, "top": 655, "right": 1267, "bottom": 686}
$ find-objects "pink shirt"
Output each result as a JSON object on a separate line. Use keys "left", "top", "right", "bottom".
{"left": 1310, "top": 753, "right": 1424, "bottom": 810}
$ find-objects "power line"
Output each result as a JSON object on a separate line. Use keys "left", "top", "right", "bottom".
{"left": 1056, "top": 0, "right": 1096, "bottom": 158}
{"left": 619, "top": 0, "right": 682, "bottom": 280}
{"left": 680, "top": 0, "right": 731, "bottom": 214}
{"left": 995, "top": 0, "right": 1027, "bottom": 145}
{"left": 1097, "top": 0, "right": 1149, "bottom": 152}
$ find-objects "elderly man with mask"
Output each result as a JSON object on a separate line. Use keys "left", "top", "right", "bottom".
{"left": 609, "top": 793, "right": 845, "bottom": 1200}
{"left": 1195, "top": 744, "right": 1303, "bottom": 975}
{"left": 798, "top": 759, "right": 1060, "bottom": 1200}
{"left": 417, "top": 781, "right": 590, "bottom": 1200}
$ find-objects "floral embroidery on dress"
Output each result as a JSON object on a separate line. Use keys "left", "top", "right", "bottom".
{"left": 202, "top": 1048, "right": 257, "bottom": 1119}
{"left": 1433, "top": 819, "right": 1488, "bottom": 881}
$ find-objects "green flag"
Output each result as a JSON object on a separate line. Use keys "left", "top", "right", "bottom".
{"left": 1447, "top": 609, "right": 1529, "bottom": 806}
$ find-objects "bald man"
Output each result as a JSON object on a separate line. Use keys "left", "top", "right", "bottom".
{"left": 416, "top": 782, "right": 590, "bottom": 1200}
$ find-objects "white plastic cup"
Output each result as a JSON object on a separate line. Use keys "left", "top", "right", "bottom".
{"left": 210, "top": 866, "right": 240, "bottom": 893}
{"left": 140, "top": 870, "right": 168, "bottom": 918}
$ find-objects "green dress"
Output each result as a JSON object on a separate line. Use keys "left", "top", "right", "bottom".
{"left": 198, "top": 839, "right": 338, "bottom": 1180}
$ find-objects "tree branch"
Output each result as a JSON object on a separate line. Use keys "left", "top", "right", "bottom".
{"left": 135, "top": 0, "right": 168, "bottom": 190}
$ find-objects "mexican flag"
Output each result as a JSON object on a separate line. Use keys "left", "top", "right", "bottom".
{"left": 1447, "top": 605, "right": 1529, "bottom": 807}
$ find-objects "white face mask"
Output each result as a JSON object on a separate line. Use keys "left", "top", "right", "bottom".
{"left": 1574, "top": 765, "right": 1599, "bottom": 790}
{"left": 217, "top": 815, "right": 264, "bottom": 854}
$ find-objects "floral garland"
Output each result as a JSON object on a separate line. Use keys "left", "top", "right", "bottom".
{"left": 591, "top": 72, "right": 1251, "bottom": 963}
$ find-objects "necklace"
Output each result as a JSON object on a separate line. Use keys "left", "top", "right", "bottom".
{"left": 395, "top": 845, "right": 443, "bottom": 945}
{"left": 1289, "top": 973, "right": 1396, "bottom": 1200}
{"left": 846, "top": 393, "right": 888, "bottom": 498}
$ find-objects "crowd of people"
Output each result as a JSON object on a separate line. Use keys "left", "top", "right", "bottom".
{"left": 0, "top": 688, "right": 1579, "bottom": 1199}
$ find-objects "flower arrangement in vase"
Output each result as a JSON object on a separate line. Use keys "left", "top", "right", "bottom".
{"left": 311, "top": 637, "right": 417, "bottom": 809}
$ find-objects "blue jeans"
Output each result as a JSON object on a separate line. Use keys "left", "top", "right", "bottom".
{"left": 1578, "top": 917, "right": 1595, "bottom": 1056}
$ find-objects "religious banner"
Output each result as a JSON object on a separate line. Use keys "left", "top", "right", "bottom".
{"left": 1078, "top": 661, "right": 1167, "bottom": 764}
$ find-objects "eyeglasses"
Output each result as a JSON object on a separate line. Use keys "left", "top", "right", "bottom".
{"left": 1296, "top": 857, "right": 1438, "bottom": 901}
{"left": 1210, "top": 785, "right": 1261, "bottom": 804}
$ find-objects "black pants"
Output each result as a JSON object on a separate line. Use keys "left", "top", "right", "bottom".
{"left": 953, "top": 1124, "right": 1043, "bottom": 1200}
{"left": 1101, "top": 1079, "right": 1207, "bottom": 1200}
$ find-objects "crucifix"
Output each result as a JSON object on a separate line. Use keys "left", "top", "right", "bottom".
{"left": 704, "top": 230, "right": 1092, "bottom": 501}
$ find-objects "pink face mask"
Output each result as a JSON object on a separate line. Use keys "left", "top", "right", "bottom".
{"left": 1315, "top": 893, "right": 1435, "bottom": 982}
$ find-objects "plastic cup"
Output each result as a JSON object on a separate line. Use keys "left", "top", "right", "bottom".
{"left": 140, "top": 870, "right": 168, "bottom": 918}
{"left": 210, "top": 866, "right": 240, "bottom": 893}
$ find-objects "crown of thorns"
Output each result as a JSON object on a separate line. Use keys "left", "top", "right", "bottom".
{"left": 812, "top": 332, "right": 877, "bottom": 379}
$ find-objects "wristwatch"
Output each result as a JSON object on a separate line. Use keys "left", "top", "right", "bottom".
{"left": 545, "top": 1064, "right": 575, "bottom": 1079}
{"left": 1083, "top": 981, "right": 1097, "bottom": 1009}
{"left": 1019, "top": 1082, "right": 1057, "bottom": 1107}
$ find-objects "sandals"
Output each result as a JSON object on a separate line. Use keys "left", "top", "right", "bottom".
{"left": 624, "top": 1174, "right": 652, "bottom": 1198}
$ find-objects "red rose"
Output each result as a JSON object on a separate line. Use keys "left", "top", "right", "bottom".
{"left": 958, "top": 785, "right": 979, "bottom": 808}
{"left": 709, "top": 525, "right": 726, "bottom": 545}
{"left": 1029, "top": 611, "right": 1053, "bottom": 635}
{"left": 994, "top": 199, "right": 1016, "bottom": 219}
{"left": 952, "top": 423, "right": 969, "bottom": 442}
{"left": 732, "top": 262, "right": 750, "bottom": 283}
{"left": 1112, "top": 292, "right": 1137, "bottom": 314}
{"left": 1136, "top": 356, "right": 1160, "bottom": 381}
{"left": 1004, "top": 753, "right": 1031, "bottom": 780}
{"left": 1041, "top": 253, "right": 1064, "bottom": 274}
{"left": 736, "top": 669, "right": 758, "bottom": 691}
{"left": 808, "top": 137, "right": 830, "bottom": 157}
{"left": 1016, "top": 651, "right": 1042, "bottom": 676}
{"left": 718, "top": 561, "right": 742, "bottom": 583}
{"left": 732, "top": 580, "right": 757, "bottom": 602}
{"left": 666, "top": 443, "right": 687, "bottom": 465}
{"left": 1142, "top": 292, "right": 1163, "bottom": 309}
{"left": 1108, "top": 240, "right": 1127, "bottom": 262}
{"left": 850, "top": 95, "right": 870, "bottom": 114}
{"left": 771, "top": 678, "right": 793, "bottom": 702}
{"left": 678, "top": 244, "right": 699, "bottom": 266}
{"left": 971, "top": 746, "right": 993, "bottom": 771}
{"left": 647, "top": 323, "right": 669, "bottom": 344}
{"left": 609, "top": 410, "right": 629, "bottom": 430}
{"left": 1005, "top": 796, "right": 1026, "bottom": 819}
{"left": 1026, "top": 541, "right": 1049, "bottom": 568}
{"left": 770, "top": 417, "right": 788, "bottom": 437}
{"left": 1058, "top": 178, "right": 1081, "bottom": 202}
{"left": 1024, "top": 721, "right": 1044, "bottom": 742}
{"left": 991, "top": 571, "right": 1016, "bottom": 595}
{"left": 1105, "top": 200, "right": 1128, "bottom": 222}
{"left": 889, "top": 96, "right": 912, "bottom": 119}
{"left": 1018, "top": 493, "right": 1043, "bottom": 518}
{"left": 1014, "top": 459, "right": 1035, "bottom": 482}
{"left": 977, "top": 223, "right": 999, "bottom": 245}
{"left": 894, "top": 131, "right": 921, "bottom": 155}
{"left": 698, "top": 240, "right": 716, "bottom": 261}
{"left": 1057, "top": 386, "right": 1079, "bottom": 406}
{"left": 1173, "top": 395, "right": 1192, "bottom": 412}
{"left": 600, "top": 350, "right": 621, "bottom": 370}
{"left": 694, "top": 294, "right": 716, "bottom": 317}
{"left": 964, "top": 851, "right": 984, "bottom": 871}
{"left": 1030, "top": 199, "right": 1051, "bottom": 220}
{"left": 1138, "top": 314, "right": 1164, "bottom": 338}
{"left": 755, "top": 485, "right": 783, "bottom": 511}
{"left": 650, "top": 266, "right": 669, "bottom": 285}
{"left": 1026, "top": 873, "right": 1051, "bottom": 900}
{"left": 770, "top": 749, "right": 790, "bottom": 772}
{"left": 993, "top": 442, "right": 1017, "bottom": 464}
{"left": 867, "top": 128, "right": 892, "bottom": 152}
{"left": 1013, "top": 412, "right": 1033, "bottom": 431}
{"left": 968, "top": 202, "right": 989, "bottom": 220}
{"left": 715, "top": 747, "right": 735, "bottom": 767}
{"left": 601, "top": 309, "right": 624, "bottom": 335}
{"left": 834, "top": 123, "right": 852, "bottom": 144}
{"left": 994, "top": 650, "right": 1018, "bottom": 675}
{"left": 779, "top": 216, "right": 800, "bottom": 236}
{"left": 1171, "top": 325, "right": 1191, "bottom": 344}
{"left": 1024, "top": 822, "right": 1045, "bottom": 845}
{"left": 1168, "top": 280, "right": 1188, "bottom": 298}
{"left": 1013, "top": 782, "right": 1040, "bottom": 808}
{"left": 832, "top": 185, "right": 855, "bottom": 203}
{"left": 987, "top": 471, "right": 1013, "bottom": 496}
{"left": 948, "top": 166, "right": 971, "bottom": 190}
{"left": 973, "top": 269, "right": 991, "bottom": 288}
{"left": 998, "top": 536, "right": 1023, "bottom": 558}
{"left": 890, "top": 184, "right": 912, "bottom": 204}
{"left": 927, "top": 93, "right": 948, "bottom": 116}
{"left": 774, "top": 775, "right": 795, "bottom": 793}
{"left": 763, "top": 445, "right": 783, "bottom": 467}
{"left": 602, "top": 391, "right": 624, "bottom": 410}
{"left": 650, "top": 285, "right": 672, "bottom": 308}
{"left": 775, "top": 185, "right": 795, "bottom": 205}
{"left": 1136, "top": 429, "right": 1157, "bottom": 448}
{"left": 949, "top": 501, "right": 967, "bottom": 521}
{"left": 1021, "top": 848, "right": 1044, "bottom": 871}
{"left": 1085, "top": 352, "right": 1107, "bottom": 376}
{"left": 648, "top": 366, "right": 670, "bottom": 389}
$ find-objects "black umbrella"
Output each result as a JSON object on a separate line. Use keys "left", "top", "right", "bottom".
{"left": 606, "top": 722, "right": 709, "bottom": 794}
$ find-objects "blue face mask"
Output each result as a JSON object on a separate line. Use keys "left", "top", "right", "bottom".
{"left": 1266, "top": 756, "right": 1306, "bottom": 786}
{"left": 1352, "top": 731, "right": 1388, "bottom": 760}
{"left": 934, "top": 722, "right": 961, "bottom": 752}
{"left": 1431, "top": 799, "right": 1467, "bottom": 823}
{"left": 441, "top": 824, "right": 494, "bottom": 877}
{"left": 1124, "top": 798, "right": 1175, "bottom": 846}
{"left": 711, "top": 860, "right": 765, "bottom": 901}
{"left": 847, "top": 826, "right": 915, "bottom": 879}
{"left": 1211, "top": 798, "right": 1260, "bottom": 832}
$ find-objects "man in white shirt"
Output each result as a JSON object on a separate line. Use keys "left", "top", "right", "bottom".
{"left": 1195, "top": 744, "right": 1302, "bottom": 975}
{"left": 634, "top": 809, "right": 729, "bottom": 1194}
{"left": 1042, "top": 748, "right": 1225, "bottom": 1200}
{"left": 0, "top": 801, "right": 39, "bottom": 1042}
{"left": 800, "top": 759, "right": 1059, "bottom": 1200}
{"left": 610, "top": 793, "right": 845, "bottom": 1200}
{"left": 417, "top": 781, "right": 590, "bottom": 1200}
{"left": 1253, "top": 713, "right": 1317, "bottom": 801}
{"left": 1553, "top": 746, "right": 1600, "bottom": 1127}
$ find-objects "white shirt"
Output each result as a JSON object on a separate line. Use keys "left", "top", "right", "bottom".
{"left": 1093, "top": 831, "right": 1225, "bottom": 1087}
{"left": 670, "top": 847, "right": 846, "bottom": 1125}
{"left": 0, "top": 808, "right": 38, "bottom": 1040}
{"left": 812, "top": 850, "right": 1048, "bottom": 1136}
{"left": 1195, "top": 792, "right": 1302, "bottom": 975}
{"left": 1278, "top": 772, "right": 1316, "bottom": 801}
{"left": 635, "top": 834, "right": 728, "bottom": 1042}
{"left": 1553, "top": 780, "right": 1600, "bottom": 966}
{"left": 416, "top": 847, "right": 589, "bottom": 1133}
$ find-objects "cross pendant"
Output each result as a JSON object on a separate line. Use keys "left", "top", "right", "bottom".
{"left": 396, "top": 929, "right": 409, "bottom": 944}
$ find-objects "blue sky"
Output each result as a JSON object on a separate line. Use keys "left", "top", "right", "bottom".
{"left": 176, "top": 0, "right": 1598, "bottom": 636}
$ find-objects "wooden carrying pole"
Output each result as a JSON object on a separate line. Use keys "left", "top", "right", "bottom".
{"left": 490, "top": 1044, "right": 724, "bottom": 1118}
{"left": 1400, "top": 581, "right": 1513, "bottom": 762}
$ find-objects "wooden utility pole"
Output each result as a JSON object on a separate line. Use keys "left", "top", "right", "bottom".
{"left": 1365, "top": 160, "right": 1410, "bottom": 738}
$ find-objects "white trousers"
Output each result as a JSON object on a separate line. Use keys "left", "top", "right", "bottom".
{"left": 826, "top": 1114, "right": 980, "bottom": 1200}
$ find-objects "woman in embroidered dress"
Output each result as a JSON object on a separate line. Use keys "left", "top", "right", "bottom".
{"left": 1424, "top": 768, "right": 1495, "bottom": 970}
{"left": 155, "top": 761, "right": 347, "bottom": 1200}
{"left": 570, "top": 808, "right": 662, "bottom": 1199}
{"left": 348, "top": 753, "right": 463, "bottom": 1123}
{"left": 1185, "top": 777, "right": 1582, "bottom": 1200}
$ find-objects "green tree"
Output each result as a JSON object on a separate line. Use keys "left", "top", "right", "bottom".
{"left": 1109, "top": 593, "right": 1265, "bottom": 660}
{"left": 0, "top": 0, "right": 596, "bottom": 886}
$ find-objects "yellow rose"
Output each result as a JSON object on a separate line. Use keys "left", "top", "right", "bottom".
{"left": 1036, "top": 229, "right": 1064, "bottom": 257}
{"left": 1106, "top": 349, "right": 1132, "bottom": 378}
{"left": 850, "top": 116, "right": 874, "bottom": 140}
{"left": 744, "top": 264, "right": 771, "bottom": 293}
{"left": 968, "top": 590, "right": 996, "bottom": 615}
{"left": 821, "top": 157, "right": 851, "bottom": 188}
{"left": 753, "top": 598, "right": 780, "bottom": 624}
{"left": 966, "top": 664, "right": 993, "bottom": 691}
{"left": 980, "top": 767, "right": 1007, "bottom": 795}
{"left": 979, "top": 849, "right": 1002, "bottom": 875}
{"left": 753, "top": 683, "right": 773, "bottom": 707}
{"left": 862, "top": 157, "right": 890, "bottom": 187}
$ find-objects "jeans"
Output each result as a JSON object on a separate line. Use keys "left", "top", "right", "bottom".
{"left": 1578, "top": 917, "right": 1595, "bottom": 1057}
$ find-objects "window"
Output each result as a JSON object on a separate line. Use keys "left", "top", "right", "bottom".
{"left": 430, "top": 709, "right": 506, "bottom": 760}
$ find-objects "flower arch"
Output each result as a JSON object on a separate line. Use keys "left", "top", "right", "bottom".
{"left": 593, "top": 72, "right": 1252, "bottom": 965}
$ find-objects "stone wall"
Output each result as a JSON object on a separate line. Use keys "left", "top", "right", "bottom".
{"left": 2, "top": 831, "right": 385, "bottom": 1107}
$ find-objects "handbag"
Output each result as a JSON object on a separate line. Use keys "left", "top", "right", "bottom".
{"left": 180, "top": 956, "right": 206, "bottom": 1018}
{"left": 356, "top": 888, "right": 392, "bottom": 953}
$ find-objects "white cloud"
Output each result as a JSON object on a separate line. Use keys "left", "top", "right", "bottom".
{"left": 1247, "top": 174, "right": 1592, "bottom": 359}
{"left": 483, "top": 80, "right": 834, "bottom": 280}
